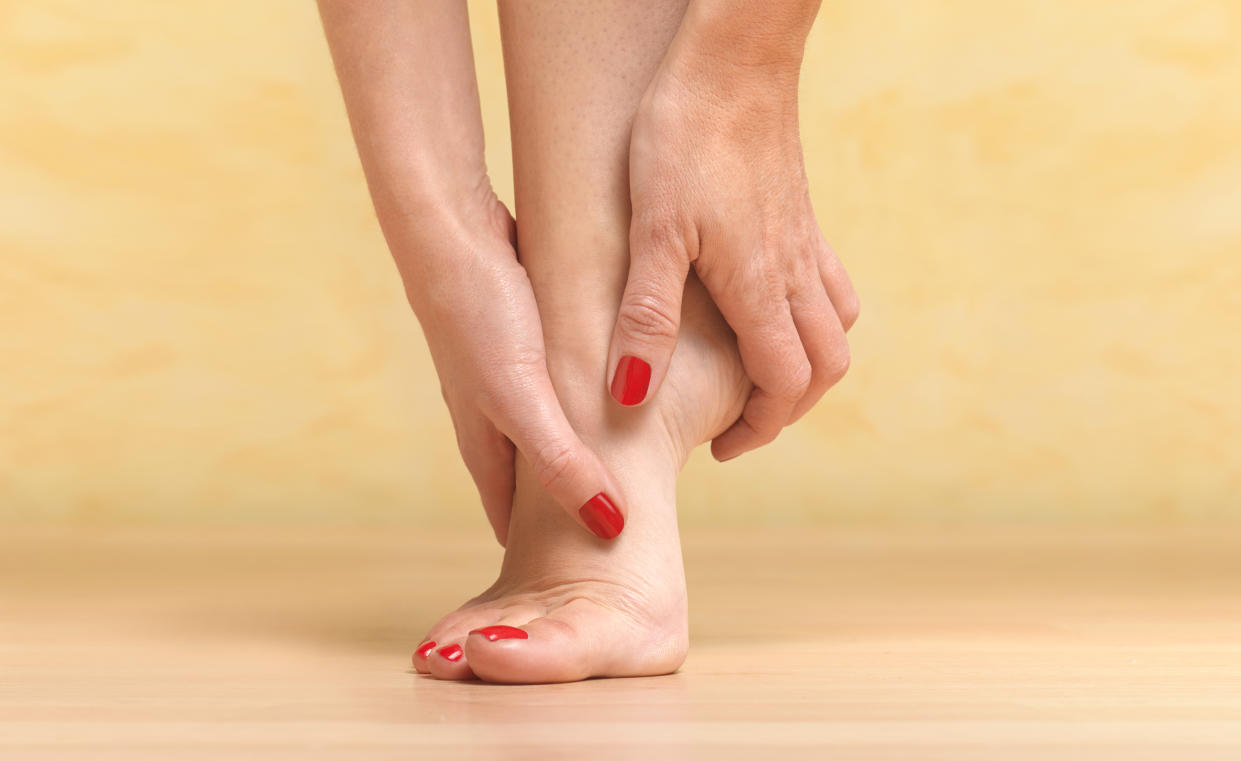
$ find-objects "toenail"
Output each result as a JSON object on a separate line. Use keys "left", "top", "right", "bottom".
{"left": 611, "top": 355, "right": 652, "bottom": 406}
{"left": 414, "top": 640, "right": 437, "bottom": 661}
{"left": 469, "top": 625, "right": 529, "bottom": 642}
{"left": 436, "top": 644, "right": 464, "bottom": 662}
{"left": 579, "top": 492, "right": 624, "bottom": 540}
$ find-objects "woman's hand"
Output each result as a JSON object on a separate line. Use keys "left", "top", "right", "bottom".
{"left": 319, "top": 0, "right": 626, "bottom": 543}
{"left": 606, "top": 0, "right": 859, "bottom": 462}
{"left": 399, "top": 198, "right": 627, "bottom": 545}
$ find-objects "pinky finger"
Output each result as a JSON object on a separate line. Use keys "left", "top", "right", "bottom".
{"left": 789, "top": 287, "right": 850, "bottom": 422}
{"left": 818, "top": 239, "right": 860, "bottom": 332}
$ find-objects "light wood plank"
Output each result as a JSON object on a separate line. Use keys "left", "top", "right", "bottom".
{"left": 2, "top": 525, "right": 1239, "bottom": 759}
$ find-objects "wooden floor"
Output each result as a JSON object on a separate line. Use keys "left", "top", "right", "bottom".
{"left": 3, "top": 523, "right": 1240, "bottom": 759}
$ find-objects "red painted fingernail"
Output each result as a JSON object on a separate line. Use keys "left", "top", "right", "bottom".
{"left": 579, "top": 492, "right": 624, "bottom": 539}
{"left": 414, "top": 640, "right": 437, "bottom": 662}
{"left": 610, "top": 356, "right": 651, "bottom": 406}
{"left": 470, "top": 625, "right": 529, "bottom": 641}
{"left": 436, "top": 644, "right": 463, "bottom": 662}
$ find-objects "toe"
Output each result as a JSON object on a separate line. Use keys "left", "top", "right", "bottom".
{"left": 419, "top": 604, "right": 549, "bottom": 680}
{"left": 411, "top": 638, "right": 438, "bottom": 674}
{"left": 468, "top": 624, "right": 530, "bottom": 643}
{"left": 413, "top": 606, "right": 522, "bottom": 676}
{"left": 464, "top": 600, "right": 683, "bottom": 684}
{"left": 464, "top": 616, "right": 584, "bottom": 684}
{"left": 426, "top": 640, "right": 476, "bottom": 680}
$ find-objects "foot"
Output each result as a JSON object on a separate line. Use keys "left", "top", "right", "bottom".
{"left": 412, "top": 274, "right": 748, "bottom": 683}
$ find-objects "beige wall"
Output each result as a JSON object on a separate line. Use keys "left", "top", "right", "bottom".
{"left": 2, "top": 1, "right": 1238, "bottom": 525}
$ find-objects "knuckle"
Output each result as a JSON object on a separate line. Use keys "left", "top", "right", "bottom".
{"left": 475, "top": 386, "right": 510, "bottom": 421}
{"left": 506, "top": 344, "right": 548, "bottom": 374}
{"left": 823, "top": 345, "right": 852, "bottom": 384}
{"left": 477, "top": 355, "right": 544, "bottom": 419}
{"left": 633, "top": 212, "right": 692, "bottom": 263}
{"left": 744, "top": 415, "right": 782, "bottom": 445}
{"left": 839, "top": 293, "right": 861, "bottom": 331}
{"left": 453, "top": 427, "right": 499, "bottom": 476}
{"left": 532, "top": 442, "right": 577, "bottom": 492}
{"left": 740, "top": 401, "right": 786, "bottom": 442}
{"left": 619, "top": 292, "right": 680, "bottom": 342}
{"left": 752, "top": 422, "right": 781, "bottom": 445}
{"left": 446, "top": 415, "right": 477, "bottom": 460}
{"left": 456, "top": 439, "right": 478, "bottom": 470}
{"left": 738, "top": 270, "right": 786, "bottom": 315}
{"left": 773, "top": 359, "right": 813, "bottom": 400}
{"left": 458, "top": 443, "right": 498, "bottom": 489}
{"left": 752, "top": 261, "right": 786, "bottom": 299}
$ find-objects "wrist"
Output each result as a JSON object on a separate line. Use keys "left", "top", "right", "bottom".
{"left": 367, "top": 152, "right": 492, "bottom": 231}
{"left": 378, "top": 187, "right": 514, "bottom": 311}
{"left": 679, "top": 0, "right": 816, "bottom": 72}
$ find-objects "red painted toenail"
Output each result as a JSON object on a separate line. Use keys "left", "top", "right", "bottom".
{"left": 414, "top": 640, "right": 436, "bottom": 662}
{"left": 579, "top": 492, "right": 624, "bottom": 540}
{"left": 611, "top": 356, "right": 651, "bottom": 406}
{"left": 436, "top": 644, "right": 464, "bottom": 662}
{"left": 470, "top": 625, "right": 529, "bottom": 642}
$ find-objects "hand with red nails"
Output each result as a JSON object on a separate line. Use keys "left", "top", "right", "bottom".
{"left": 608, "top": 0, "right": 859, "bottom": 461}
{"left": 319, "top": 0, "right": 625, "bottom": 544}
{"left": 406, "top": 202, "right": 627, "bottom": 545}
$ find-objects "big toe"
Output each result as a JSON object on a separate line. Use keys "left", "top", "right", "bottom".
{"left": 464, "top": 601, "right": 684, "bottom": 684}
{"left": 416, "top": 604, "right": 549, "bottom": 679}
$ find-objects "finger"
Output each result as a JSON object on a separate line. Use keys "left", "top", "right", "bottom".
{"left": 710, "top": 302, "right": 810, "bottom": 462}
{"left": 818, "top": 238, "right": 860, "bottom": 331}
{"left": 493, "top": 373, "right": 627, "bottom": 541}
{"left": 456, "top": 418, "right": 517, "bottom": 547}
{"left": 788, "top": 285, "right": 851, "bottom": 422}
{"left": 606, "top": 215, "right": 691, "bottom": 407}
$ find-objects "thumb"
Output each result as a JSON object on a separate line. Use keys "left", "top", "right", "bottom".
{"left": 607, "top": 218, "right": 690, "bottom": 407}
{"left": 494, "top": 374, "right": 628, "bottom": 541}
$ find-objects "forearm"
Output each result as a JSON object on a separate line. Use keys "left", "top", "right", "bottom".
{"left": 317, "top": 0, "right": 488, "bottom": 253}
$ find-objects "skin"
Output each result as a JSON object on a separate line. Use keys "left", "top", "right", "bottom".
{"left": 416, "top": 0, "right": 750, "bottom": 683}
{"left": 320, "top": 0, "right": 857, "bottom": 541}
{"left": 317, "top": 0, "right": 858, "bottom": 681}
{"left": 317, "top": 0, "right": 628, "bottom": 544}
{"left": 607, "top": 0, "right": 860, "bottom": 461}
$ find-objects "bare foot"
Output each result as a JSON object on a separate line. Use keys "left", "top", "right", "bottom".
{"left": 409, "top": 0, "right": 741, "bottom": 685}
{"left": 412, "top": 271, "right": 748, "bottom": 683}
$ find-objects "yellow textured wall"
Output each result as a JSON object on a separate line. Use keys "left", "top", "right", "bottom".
{"left": 2, "top": 1, "right": 1238, "bottom": 525}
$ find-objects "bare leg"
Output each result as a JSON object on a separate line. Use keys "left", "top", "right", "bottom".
{"left": 413, "top": 0, "right": 748, "bottom": 683}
